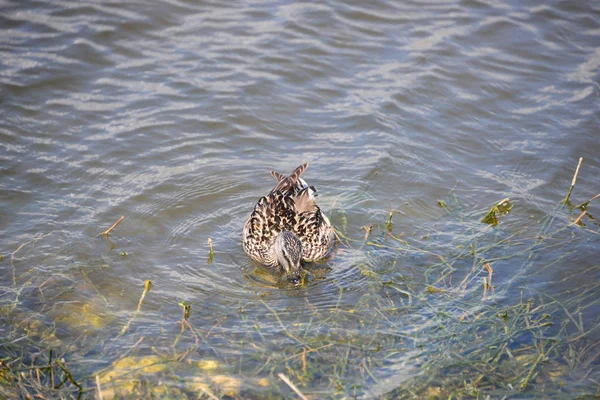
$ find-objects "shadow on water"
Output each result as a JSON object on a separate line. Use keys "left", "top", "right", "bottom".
{"left": 1, "top": 161, "right": 599, "bottom": 399}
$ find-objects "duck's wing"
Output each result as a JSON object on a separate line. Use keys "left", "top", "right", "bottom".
{"left": 243, "top": 191, "right": 296, "bottom": 266}
{"left": 291, "top": 187, "right": 334, "bottom": 262}
{"left": 246, "top": 192, "right": 295, "bottom": 237}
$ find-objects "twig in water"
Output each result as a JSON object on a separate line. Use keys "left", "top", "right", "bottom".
{"left": 177, "top": 319, "right": 201, "bottom": 362}
{"left": 485, "top": 263, "right": 493, "bottom": 288}
{"left": 261, "top": 301, "right": 311, "bottom": 349}
{"left": 97, "top": 216, "right": 124, "bottom": 237}
{"left": 55, "top": 359, "right": 82, "bottom": 393}
{"left": 199, "top": 386, "right": 219, "bottom": 400}
{"left": 563, "top": 157, "right": 583, "bottom": 205}
{"left": 119, "top": 280, "right": 152, "bottom": 336}
{"left": 482, "top": 278, "right": 488, "bottom": 301}
{"left": 206, "top": 316, "right": 227, "bottom": 339}
{"left": 122, "top": 336, "right": 145, "bottom": 360}
{"left": 302, "top": 348, "right": 307, "bottom": 375}
{"left": 332, "top": 228, "right": 345, "bottom": 247}
{"left": 96, "top": 375, "right": 104, "bottom": 400}
{"left": 278, "top": 373, "right": 308, "bottom": 400}
{"left": 207, "top": 238, "right": 215, "bottom": 263}
{"left": 79, "top": 267, "right": 110, "bottom": 306}
{"left": 10, "top": 244, "right": 27, "bottom": 287}
{"left": 137, "top": 280, "right": 152, "bottom": 313}
{"left": 520, "top": 352, "right": 545, "bottom": 390}
{"left": 572, "top": 209, "right": 587, "bottom": 226}
{"left": 17, "top": 382, "right": 34, "bottom": 399}
{"left": 283, "top": 344, "right": 335, "bottom": 362}
{"left": 34, "top": 365, "right": 41, "bottom": 386}
{"left": 362, "top": 225, "right": 373, "bottom": 240}
{"left": 481, "top": 264, "right": 494, "bottom": 301}
{"left": 362, "top": 358, "right": 379, "bottom": 383}
{"left": 48, "top": 348, "right": 55, "bottom": 388}
{"left": 10, "top": 232, "right": 53, "bottom": 286}
{"left": 94, "top": 337, "right": 145, "bottom": 379}
{"left": 576, "top": 193, "right": 600, "bottom": 210}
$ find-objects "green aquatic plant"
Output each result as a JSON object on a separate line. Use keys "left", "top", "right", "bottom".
{"left": 179, "top": 301, "right": 191, "bottom": 320}
{"left": 481, "top": 197, "right": 512, "bottom": 225}
{"left": 207, "top": 238, "right": 215, "bottom": 263}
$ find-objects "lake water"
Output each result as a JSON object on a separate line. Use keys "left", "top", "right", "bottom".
{"left": 1, "top": 0, "right": 599, "bottom": 398}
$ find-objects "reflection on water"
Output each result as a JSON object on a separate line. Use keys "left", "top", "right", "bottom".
{"left": 1, "top": 0, "right": 599, "bottom": 398}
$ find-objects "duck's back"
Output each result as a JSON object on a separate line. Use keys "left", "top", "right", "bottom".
{"left": 243, "top": 164, "right": 334, "bottom": 265}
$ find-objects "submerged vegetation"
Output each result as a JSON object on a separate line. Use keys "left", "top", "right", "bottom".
{"left": 1, "top": 159, "right": 599, "bottom": 399}
{"left": 480, "top": 198, "right": 513, "bottom": 226}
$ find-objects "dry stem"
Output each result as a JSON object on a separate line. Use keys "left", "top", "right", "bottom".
{"left": 485, "top": 263, "right": 493, "bottom": 288}
{"left": 577, "top": 193, "right": 600, "bottom": 209}
{"left": 97, "top": 216, "right": 124, "bottom": 237}
{"left": 96, "top": 374, "right": 103, "bottom": 400}
{"left": 278, "top": 373, "right": 308, "bottom": 400}
{"left": 302, "top": 348, "right": 307, "bottom": 375}
{"left": 572, "top": 209, "right": 587, "bottom": 226}
{"left": 563, "top": 157, "right": 583, "bottom": 204}
{"left": 119, "top": 280, "right": 152, "bottom": 336}
{"left": 362, "top": 225, "right": 373, "bottom": 240}
{"left": 10, "top": 232, "right": 53, "bottom": 286}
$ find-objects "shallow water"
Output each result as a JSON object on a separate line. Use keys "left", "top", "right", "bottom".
{"left": 1, "top": 0, "right": 599, "bottom": 398}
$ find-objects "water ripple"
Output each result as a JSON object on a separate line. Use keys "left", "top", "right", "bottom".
{"left": 1, "top": 0, "right": 600, "bottom": 397}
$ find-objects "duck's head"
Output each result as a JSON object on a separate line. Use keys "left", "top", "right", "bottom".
{"left": 274, "top": 231, "right": 303, "bottom": 284}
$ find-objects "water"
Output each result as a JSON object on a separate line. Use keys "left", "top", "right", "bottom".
{"left": 1, "top": 0, "right": 599, "bottom": 398}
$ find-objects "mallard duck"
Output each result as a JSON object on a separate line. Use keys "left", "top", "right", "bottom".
{"left": 243, "top": 163, "right": 334, "bottom": 282}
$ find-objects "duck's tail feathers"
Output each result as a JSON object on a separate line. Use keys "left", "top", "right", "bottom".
{"left": 270, "top": 170, "right": 286, "bottom": 182}
{"left": 272, "top": 163, "right": 309, "bottom": 193}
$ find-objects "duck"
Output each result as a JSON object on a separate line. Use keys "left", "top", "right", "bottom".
{"left": 243, "top": 163, "right": 335, "bottom": 283}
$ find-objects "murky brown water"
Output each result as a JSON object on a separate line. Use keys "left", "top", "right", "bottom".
{"left": 1, "top": 0, "right": 599, "bottom": 398}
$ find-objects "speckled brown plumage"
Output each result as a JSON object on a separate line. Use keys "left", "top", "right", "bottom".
{"left": 243, "top": 163, "right": 334, "bottom": 271}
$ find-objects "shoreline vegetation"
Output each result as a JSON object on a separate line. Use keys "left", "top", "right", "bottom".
{"left": 1, "top": 158, "right": 599, "bottom": 399}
